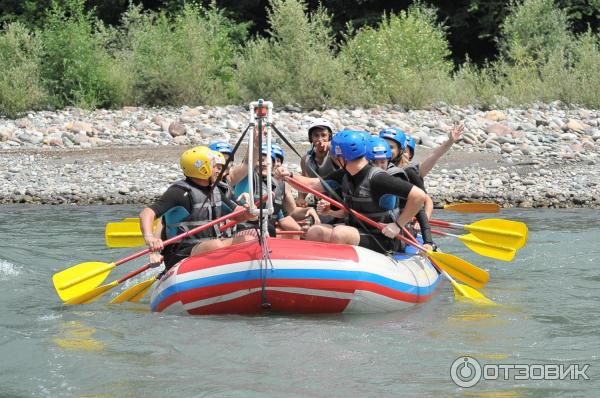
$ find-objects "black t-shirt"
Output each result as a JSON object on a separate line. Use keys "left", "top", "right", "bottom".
{"left": 149, "top": 178, "right": 237, "bottom": 217}
{"left": 325, "top": 165, "right": 415, "bottom": 202}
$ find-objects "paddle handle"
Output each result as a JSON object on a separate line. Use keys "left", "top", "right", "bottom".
{"left": 285, "top": 177, "right": 422, "bottom": 250}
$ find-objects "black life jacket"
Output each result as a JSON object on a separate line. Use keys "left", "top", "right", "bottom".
{"left": 341, "top": 166, "right": 399, "bottom": 234}
{"left": 167, "top": 180, "right": 223, "bottom": 245}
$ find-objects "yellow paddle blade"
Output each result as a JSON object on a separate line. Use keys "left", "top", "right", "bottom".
{"left": 105, "top": 220, "right": 159, "bottom": 248}
{"left": 449, "top": 279, "right": 496, "bottom": 306}
{"left": 443, "top": 202, "right": 500, "bottom": 213}
{"left": 429, "top": 252, "right": 489, "bottom": 289}
{"left": 53, "top": 261, "right": 116, "bottom": 302}
{"left": 459, "top": 233, "right": 516, "bottom": 262}
{"left": 65, "top": 280, "right": 119, "bottom": 305}
{"left": 105, "top": 222, "right": 146, "bottom": 248}
{"left": 466, "top": 219, "right": 529, "bottom": 249}
{"left": 110, "top": 276, "right": 157, "bottom": 304}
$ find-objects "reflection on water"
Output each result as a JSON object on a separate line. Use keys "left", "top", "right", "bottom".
{"left": 53, "top": 321, "right": 104, "bottom": 352}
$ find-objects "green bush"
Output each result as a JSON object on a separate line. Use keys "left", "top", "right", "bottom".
{"left": 118, "top": 2, "right": 247, "bottom": 106}
{"left": 234, "top": 0, "right": 363, "bottom": 108}
{"left": 340, "top": 4, "right": 453, "bottom": 108}
{"left": 499, "top": 0, "right": 572, "bottom": 63}
{"left": 0, "top": 23, "right": 48, "bottom": 117}
{"left": 39, "top": 0, "right": 128, "bottom": 109}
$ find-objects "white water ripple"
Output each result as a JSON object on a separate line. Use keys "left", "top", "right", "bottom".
{"left": 0, "top": 259, "right": 21, "bottom": 279}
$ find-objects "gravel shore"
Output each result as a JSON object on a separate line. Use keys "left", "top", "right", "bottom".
{"left": 1, "top": 103, "right": 599, "bottom": 208}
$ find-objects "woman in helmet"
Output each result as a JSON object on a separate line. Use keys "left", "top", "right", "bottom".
{"left": 366, "top": 135, "right": 434, "bottom": 249}
{"left": 139, "top": 146, "right": 254, "bottom": 270}
{"left": 278, "top": 130, "right": 429, "bottom": 254}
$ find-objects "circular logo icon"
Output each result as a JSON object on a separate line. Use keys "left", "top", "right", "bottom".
{"left": 450, "top": 356, "right": 482, "bottom": 388}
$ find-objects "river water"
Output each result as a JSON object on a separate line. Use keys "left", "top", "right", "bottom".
{"left": 0, "top": 206, "right": 598, "bottom": 397}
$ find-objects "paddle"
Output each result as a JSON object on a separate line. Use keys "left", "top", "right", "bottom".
{"left": 53, "top": 205, "right": 250, "bottom": 302}
{"left": 104, "top": 191, "right": 277, "bottom": 304}
{"left": 431, "top": 229, "right": 516, "bottom": 262}
{"left": 430, "top": 218, "right": 528, "bottom": 249}
{"left": 105, "top": 207, "right": 189, "bottom": 248}
{"left": 399, "top": 228, "right": 495, "bottom": 305}
{"left": 437, "top": 202, "right": 500, "bottom": 213}
{"left": 284, "top": 177, "right": 490, "bottom": 289}
{"left": 65, "top": 263, "right": 152, "bottom": 305}
{"left": 110, "top": 275, "right": 157, "bottom": 304}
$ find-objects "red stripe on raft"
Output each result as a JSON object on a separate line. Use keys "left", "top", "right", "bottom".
{"left": 155, "top": 276, "right": 439, "bottom": 313}
{"left": 177, "top": 238, "right": 359, "bottom": 275}
{"left": 186, "top": 290, "right": 350, "bottom": 315}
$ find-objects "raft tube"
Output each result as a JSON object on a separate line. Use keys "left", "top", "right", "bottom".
{"left": 150, "top": 238, "right": 441, "bottom": 315}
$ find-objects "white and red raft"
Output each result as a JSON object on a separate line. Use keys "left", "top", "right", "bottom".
{"left": 150, "top": 238, "right": 441, "bottom": 315}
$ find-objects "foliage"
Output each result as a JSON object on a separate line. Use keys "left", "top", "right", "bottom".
{"left": 340, "top": 3, "right": 453, "bottom": 108}
{"left": 499, "top": 0, "right": 572, "bottom": 62}
{"left": 117, "top": 2, "right": 248, "bottom": 105}
{"left": 234, "top": 0, "right": 363, "bottom": 108}
{"left": 0, "top": 22, "right": 48, "bottom": 117}
{"left": 39, "top": 0, "right": 127, "bottom": 108}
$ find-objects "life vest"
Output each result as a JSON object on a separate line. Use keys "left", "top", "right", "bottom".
{"left": 166, "top": 180, "right": 223, "bottom": 245}
{"left": 341, "top": 166, "right": 399, "bottom": 234}
{"left": 303, "top": 149, "right": 339, "bottom": 178}
{"left": 386, "top": 165, "right": 409, "bottom": 182}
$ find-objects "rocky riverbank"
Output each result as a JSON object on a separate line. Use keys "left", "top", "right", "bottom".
{"left": 1, "top": 103, "right": 599, "bottom": 207}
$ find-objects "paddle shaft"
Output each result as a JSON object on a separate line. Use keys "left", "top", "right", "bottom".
{"left": 112, "top": 206, "right": 248, "bottom": 267}
{"left": 117, "top": 263, "right": 151, "bottom": 284}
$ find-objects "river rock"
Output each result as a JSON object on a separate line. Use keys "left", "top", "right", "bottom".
{"left": 484, "top": 110, "right": 507, "bottom": 121}
{"left": 168, "top": 122, "right": 187, "bottom": 137}
{"left": 485, "top": 123, "right": 513, "bottom": 137}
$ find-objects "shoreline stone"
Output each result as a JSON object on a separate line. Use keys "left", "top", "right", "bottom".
{"left": 1, "top": 104, "right": 599, "bottom": 208}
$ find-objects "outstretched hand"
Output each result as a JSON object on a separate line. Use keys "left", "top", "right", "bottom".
{"left": 449, "top": 122, "right": 464, "bottom": 143}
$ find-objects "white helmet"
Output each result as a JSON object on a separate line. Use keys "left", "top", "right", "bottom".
{"left": 308, "top": 118, "right": 335, "bottom": 142}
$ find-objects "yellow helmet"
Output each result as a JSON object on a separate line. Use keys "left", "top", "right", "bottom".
{"left": 212, "top": 150, "right": 226, "bottom": 166}
{"left": 180, "top": 146, "right": 215, "bottom": 179}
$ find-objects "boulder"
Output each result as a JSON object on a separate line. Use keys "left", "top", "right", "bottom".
{"left": 485, "top": 123, "right": 513, "bottom": 137}
{"left": 168, "top": 122, "right": 187, "bottom": 137}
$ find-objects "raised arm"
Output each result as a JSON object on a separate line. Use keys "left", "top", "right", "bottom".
{"left": 419, "top": 123, "right": 464, "bottom": 178}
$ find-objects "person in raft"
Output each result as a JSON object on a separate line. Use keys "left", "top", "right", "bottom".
{"left": 274, "top": 130, "right": 429, "bottom": 254}
{"left": 297, "top": 118, "right": 340, "bottom": 206}
{"left": 139, "top": 146, "right": 254, "bottom": 270}
{"left": 363, "top": 135, "right": 435, "bottom": 250}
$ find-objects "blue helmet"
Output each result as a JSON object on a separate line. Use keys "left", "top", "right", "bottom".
{"left": 406, "top": 136, "right": 416, "bottom": 159}
{"left": 365, "top": 136, "right": 392, "bottom": 161}
{"left": 379, "top": 128, "right": 407, "bottom": 150}
{"left": 209, "top": 141, "right": 233, "bottom": 155}
{"left": 261, "top": 144, "right": 276, "bottom": 160}
{"left": 271, "top": 143, "right": 285, "bottom": 161}
{"left": 331, "top": 130, "right": 368, "bottom": 161}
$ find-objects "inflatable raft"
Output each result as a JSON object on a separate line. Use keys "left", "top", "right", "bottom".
{"left": 150, "top": 238, "right": 441, "bottom": 315}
